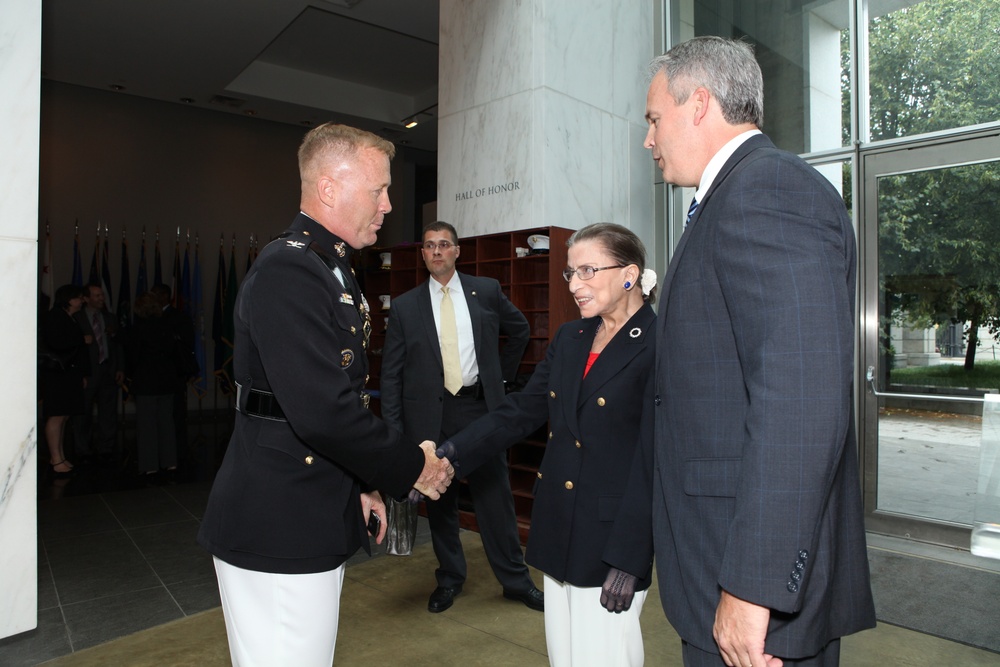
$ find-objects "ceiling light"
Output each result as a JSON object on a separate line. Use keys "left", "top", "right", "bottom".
{"left": 404, "top": 119, "right": 419, "bottom": 129}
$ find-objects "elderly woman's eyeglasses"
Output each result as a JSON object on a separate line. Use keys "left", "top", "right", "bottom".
{"left": 422, "top": 240, "right": 455, "bottom": 251}
{"left": 561, "top": 265, "right": 625, "bottom": 282}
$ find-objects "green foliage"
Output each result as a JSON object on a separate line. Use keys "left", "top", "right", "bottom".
{"left": 890, "top": 360, "right": 1000, "bottom": 390}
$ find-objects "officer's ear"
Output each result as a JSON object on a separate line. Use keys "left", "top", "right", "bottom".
{"left": 316, "top": 176, "right": 337, "bottom": 206}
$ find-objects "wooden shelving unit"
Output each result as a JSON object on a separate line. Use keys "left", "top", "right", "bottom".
{"left": 357, "top": 226, "right": 576, "bottom": 543}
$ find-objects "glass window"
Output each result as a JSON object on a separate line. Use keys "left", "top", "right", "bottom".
{"left": 867, "top": 0, "right": 1000, "bottom": 142}
{"left": 687, "top": 0, "right": 851, "bottom": 153}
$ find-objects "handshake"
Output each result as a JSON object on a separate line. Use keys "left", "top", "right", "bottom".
{"left": 410, "top": 441, "right": 459, "bottom": 503}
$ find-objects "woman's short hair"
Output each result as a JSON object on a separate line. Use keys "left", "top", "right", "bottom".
{"left": 567, "top": 223, "right": 655, "bottom": 302}
{"left": 53, "top": 284, "right": 84, "bottom": 310}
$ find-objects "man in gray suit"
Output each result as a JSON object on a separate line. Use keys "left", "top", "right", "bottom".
{"left": 381, "top": 220, "right": 543, "bottom": 614}
{"left": 644, "top": 37, "right": 875, "bottom": 666}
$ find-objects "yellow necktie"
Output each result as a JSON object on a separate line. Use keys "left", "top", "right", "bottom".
{"left": 440, "top": 286, "right": 463, "bottom": 395}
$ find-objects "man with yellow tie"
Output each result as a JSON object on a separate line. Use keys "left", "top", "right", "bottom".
{"left": 381, "top": 221, "right": 543, "bottom": 614}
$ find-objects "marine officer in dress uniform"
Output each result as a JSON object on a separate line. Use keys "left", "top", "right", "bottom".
{"left": 197, "top": 123, "right": 454, "bottom": 667}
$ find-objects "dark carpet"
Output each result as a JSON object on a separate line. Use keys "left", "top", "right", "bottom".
{"left": 869, "top": 548, "right": 1000, "bottom": 652}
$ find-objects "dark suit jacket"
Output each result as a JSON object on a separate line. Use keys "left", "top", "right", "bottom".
{"left": 380, "top": 272, "right": 529, "bottom": 441}
{"left": 653, "top": 133, "right": 875, "bottom": 657}
{"left": 448, "top": 305, "right": 656, "bottom": 589}
{"left": 197, "top": 214, "right": 426, "bottom": 574}
{"left": 74, "top": 307, "right": 122, "bottom": 378}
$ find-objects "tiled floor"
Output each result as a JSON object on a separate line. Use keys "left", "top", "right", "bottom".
{"left": 4, "top": 478, "right": 219, "bottom": 665}
{"left": 0, "top": 459, "right": 433, "bottom": 666}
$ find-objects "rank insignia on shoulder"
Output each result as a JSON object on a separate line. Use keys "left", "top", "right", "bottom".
{"left": 340, "top": 348, "right": 354, "bottom": 368}
{"left": 335, "top": 241, "right": 346, "bottom": 257}
{"left": 286, "top": 240, "right": 306, "bottom": 248}
{"left": 339, "top": 293, "right": 355, "bottom": 305}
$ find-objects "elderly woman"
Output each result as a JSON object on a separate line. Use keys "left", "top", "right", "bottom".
{"left": 440, "top": 223, "right": 657, "bottom": 666}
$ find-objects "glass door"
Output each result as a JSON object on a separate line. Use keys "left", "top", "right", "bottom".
{"left": 860, "top": 130, "right": 1000, "bottom": 547}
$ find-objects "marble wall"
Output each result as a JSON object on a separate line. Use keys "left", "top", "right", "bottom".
{"left": 437, "top": 0, "right": 655, "bottom": 246}
{"left": 0, "top": 0, "right": 41, "bottom": 640}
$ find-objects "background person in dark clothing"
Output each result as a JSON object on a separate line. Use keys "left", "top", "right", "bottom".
{"left": 41, "top": 284, "right": 91, "bottom": 476}
{"left": 124, "top": 291, "right": 178, "bottom": 477}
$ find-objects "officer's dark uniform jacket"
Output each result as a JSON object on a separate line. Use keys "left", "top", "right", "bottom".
{"left": 448, "top": 304, "right": 656, "bottom": 589}
{"left": 197, "top": 213, "right": 425, "bottom": 574}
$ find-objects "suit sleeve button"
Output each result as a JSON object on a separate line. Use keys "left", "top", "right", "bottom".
{"left": 654, "top": 395, "right": 662, "bottom": 406}
{"left": 597, "top": 397, "right": 606, "bottom": 406}
{"left": 564, "top": 481, "right": 574, "bottom": 490}
{"left": 787, "top": 582, "right": 799, "bottom": 593}
{"left": 305, "top": 455, "right": 314, "bottom": 465}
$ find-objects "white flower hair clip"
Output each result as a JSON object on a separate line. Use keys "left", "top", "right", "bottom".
{"left": 640, "top": 268, "right": 658, "bottom": 296}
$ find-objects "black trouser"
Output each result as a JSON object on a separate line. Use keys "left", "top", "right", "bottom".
{"left": 426, "top": 392, "right": 534, "bottom": 594}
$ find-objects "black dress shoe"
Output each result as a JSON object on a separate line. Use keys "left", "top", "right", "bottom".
{"left": 427, "top": 586, "right": 461, "bottom": 613}
{"left": 503, "top": 586, "right": 544, "bottom": 611}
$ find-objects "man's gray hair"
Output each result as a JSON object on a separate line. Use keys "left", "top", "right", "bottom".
{"left": 647, "top": 36, "right": 763, "bottom": 128}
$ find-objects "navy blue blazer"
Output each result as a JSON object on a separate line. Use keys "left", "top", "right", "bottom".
{"left": 451, "top": 304, "right": 656, "bottom": 588}
{"left": 652, "top": 134, "right": 876, "bottom": 657}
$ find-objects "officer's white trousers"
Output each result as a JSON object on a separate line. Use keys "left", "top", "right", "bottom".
{"left": 214, "top": 557, "right": 345, "bottom": 667}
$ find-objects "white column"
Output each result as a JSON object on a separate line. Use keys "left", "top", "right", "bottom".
{"left": 0, "top": 0, "right": 42, "bottom": 640}
{"left": 437, "top": 0, "right": 654, "bottom": 244}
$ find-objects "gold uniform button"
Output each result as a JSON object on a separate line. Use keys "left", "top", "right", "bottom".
{"left": 305, "top": 455, "right": 315, "bottom": 465}
{"left": 564, "top": 481, "right": 574, "bottom": 490}
{"left": 549, "top": 431, "right": 553, "bottom": 440}
{"left": 549, "top": 390, "right": 556, "bottom": 398}
{"left": 597, "top": 397, "right": 606, "bottom": 406}
{"left": 537, "top": 472, "right": 543, "bottom": 479}
{"left": 575, "top": 440, "right": 581, "bottom": 448}
{"left": 350, "top": 326, "right": 357, "bottom": 335}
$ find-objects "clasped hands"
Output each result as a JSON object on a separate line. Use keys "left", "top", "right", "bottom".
{"left": 411, "top": 440, "right": 456, "bottom": 501}
{"left": 409, "top": 441, "right": 459, "bottom": 503}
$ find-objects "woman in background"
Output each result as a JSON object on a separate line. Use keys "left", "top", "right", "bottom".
{"left": 41, "top": 284, "right": 90, "bottom": 476}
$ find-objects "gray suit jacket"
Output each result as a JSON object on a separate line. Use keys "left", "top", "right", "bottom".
{"left": 652, "top": 134, "right": 876, "bottom": 658}
{"left": 380, "top": 273, "right": 529, "bottom": 441}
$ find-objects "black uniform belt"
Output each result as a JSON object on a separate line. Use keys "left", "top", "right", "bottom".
{"left": 240, "top": 386, "right": 287, "bottom": 421}
{"left": 452, "top": 382, "right": 483, "bottom": 399}
{"left": 237, "top": 383, "right": 372, "bottom": 420}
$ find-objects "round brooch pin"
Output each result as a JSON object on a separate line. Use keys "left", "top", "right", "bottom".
{"left": 629, "top": 327, "right": 642, "bottom": 338}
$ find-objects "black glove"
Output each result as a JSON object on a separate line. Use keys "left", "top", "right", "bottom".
{"left": 600, "top": 567, "right": 638, "bottom": 613}
{"left": 436, "top": 440, "right": 458, "bottom": 467}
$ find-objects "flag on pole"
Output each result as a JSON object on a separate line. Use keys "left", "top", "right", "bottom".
{"left": 88, "top": 223, "right": 100, "bottom": 286}
{"left": 219, "top": 235, "right": 238, "bottom": 394}
{"left": 41, "top": 223, "right": 54, "bottom": 302}
{"left": 212, "top": 235, "right": 230, "bottom": 393}
{"left": 153, "top": 229, "right": 163, "bottom": 287}
{"left": 192, "top": 237, "right": 208, "bottom": 399}
{"left": 181, "top": 232, "right": 192, "bottom": 320}
{"left": 101, "top": 225, "right": 113, "bottom": 308}
{"left": 246, "top": 233, "right": 254, "bottom": 274}
{"left": 71, "top": 222, "right": 83, "bottom": 287}
{"left": 171, "top": 228, "right": 182, "bottom": 309}
{"left": 136, "top": 228, "right": 148, "bottom": 297}
{"left": 116, "top": 230, "right": 131, "bottom": 329}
